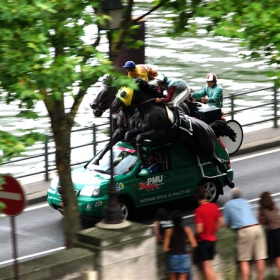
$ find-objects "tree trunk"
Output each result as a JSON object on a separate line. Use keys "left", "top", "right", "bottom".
{"left": 52, "top": 122, "right": 81, "bottom": 248}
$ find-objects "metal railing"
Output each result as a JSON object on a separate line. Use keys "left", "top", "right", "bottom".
{"left": 1, "top": 85, "right": 279, "bottom": 182}
{"left": 1, "top": 122, "right": 110, "bottom": 182}
{"left": 224, "top": 85, "right": 279, "bottom": 128}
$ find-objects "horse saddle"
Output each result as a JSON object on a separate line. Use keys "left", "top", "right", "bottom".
{"left": 164, "top": 105, "right": 175, "bottom": 124}
{"left": 164, "top": 105, "right": 193, "bottom": 135}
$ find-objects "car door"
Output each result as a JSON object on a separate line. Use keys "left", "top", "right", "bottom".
{"left": 136, "top": 148, "right": 175, "bottom": 207}
{"left": 169, "top": 144, "right": 202, "bottom": 198}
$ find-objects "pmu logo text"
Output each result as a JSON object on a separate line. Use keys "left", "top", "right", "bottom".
{"left": 139, "top": 175, "right": 163, "bottom": 191}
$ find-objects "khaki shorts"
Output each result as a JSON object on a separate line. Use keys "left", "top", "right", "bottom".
{"left": 236, "top": 225, "right": 267, "bottom": 261}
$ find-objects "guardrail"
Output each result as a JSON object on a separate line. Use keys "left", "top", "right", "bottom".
{"left": 224, "top": 85, "right": 279, "bottom": 128}
{"left": 1, "top": 122, "right": 110, "bottom": 182}
{"left": 1, "top": 86, "right": 279, "bottom": 182}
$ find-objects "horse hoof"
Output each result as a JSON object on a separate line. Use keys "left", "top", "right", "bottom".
{"left": 228, "top": 182, "right": 235, "bottom": 188}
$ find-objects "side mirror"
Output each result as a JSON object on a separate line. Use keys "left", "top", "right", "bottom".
{"left": 138, "top": 168, "right": 151, "bottom": 177}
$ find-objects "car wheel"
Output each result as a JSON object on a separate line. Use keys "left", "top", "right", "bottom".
{"left": 119, "top": 198, "right": 134, "bottom": 221}
{"left": 198, "top": 179, "right": 220, "bottom": 203}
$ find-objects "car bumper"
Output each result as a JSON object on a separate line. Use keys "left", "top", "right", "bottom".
{"left": 47, "top": 191, "right": 106, "bottom": 218}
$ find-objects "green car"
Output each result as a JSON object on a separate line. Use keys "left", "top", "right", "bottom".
{"left": 47, "top": 140, "right": 233, "bottom": 220}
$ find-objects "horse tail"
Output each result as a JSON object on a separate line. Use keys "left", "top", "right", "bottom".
{"left": 184, "top": 100, "right": 200, "bottom": 117}
{"left": 209, "top": 120, "right": 237, "bottom": 142}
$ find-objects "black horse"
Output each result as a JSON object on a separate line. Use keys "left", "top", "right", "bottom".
{"left": 89, "top": 75, "right": 191, "bottom": 164}
{"left": 90, "top": 76, "right": 139, "bottom": 165}
{"left": 111, "top": 86, "right": 235, "bottom": 188}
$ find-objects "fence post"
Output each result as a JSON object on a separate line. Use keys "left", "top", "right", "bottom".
{"left": 230, "top": 93, "right": 234, "bottom": 120}
{"left": 44, "top": 135, "right": 49, "bottom": 181}
{"left": 273, "top": 85, "right": 278, "bottom": 128}
{"left": 93, "top": 124, "right": 96, "bottom": 157}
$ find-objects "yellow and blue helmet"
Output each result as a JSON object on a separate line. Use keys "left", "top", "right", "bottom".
{"left": 116, "top": 86, "right": 134, "bottom": 107}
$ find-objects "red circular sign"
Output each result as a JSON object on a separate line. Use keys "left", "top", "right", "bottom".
{"left": 0, "top": 175, "right": 26, "bottom": 216}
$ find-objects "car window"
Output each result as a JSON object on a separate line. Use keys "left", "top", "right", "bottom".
{"left": 87, "top": 147, "right": 138, "bottom": 175}
{"left": 114, "top": 154, "right": 138, "bottom": 174}
{"left": 151, "top": 148, "right": 171, "bottom": 171}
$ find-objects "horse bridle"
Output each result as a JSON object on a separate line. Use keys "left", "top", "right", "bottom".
{"left": 135, "top": 98, "right": 156, "bottom": 106}
{"left": 92, "top": 85, "right": 112, "bottom": 113}
{"left": 118, "top": 113, "right": 137, "bottom": 128}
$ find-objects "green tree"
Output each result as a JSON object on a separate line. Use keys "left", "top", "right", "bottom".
{"left": 0, "top": 0, "right": 137, "bottom": 248}
{"left": 1, "top": 0, "right": 277, "bottom": 249}
{"left": 196, "top": 0, "right": 280, "bottom": 86}
{"left": 109, "top": 0, "right": 200, "bottom": 62}
{"left": 143, "top": 0, "right": 280, "bottom": 85}
{"left": 0, "top": 131, "right": 43, "bottom": 213}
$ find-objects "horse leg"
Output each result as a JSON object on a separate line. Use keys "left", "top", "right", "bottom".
{"left": 92, "top": 128, "right": 124, "bottom": 165}
{"left": 134, "top": 129, "right": 165, "bottom": 165}
{"left": 135, "top": 129, "right": 165, "bottom": 145}
{"left": 211, "top": 156, "right": 235, "bottom": 188}
{"left": 136, "top": 143, "right": 146, "bottom": 166}
{"left": 124, "top": 128, "right": 139, "bottom": 142}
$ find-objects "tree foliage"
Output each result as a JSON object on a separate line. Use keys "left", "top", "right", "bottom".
{"left": 0, "top": 0, "right": 279, "bottom": 248}
{"left": 0, "top": 0, "right": 134, "bottom": 247}
{"left": 150, "top": 0, "right": 280, "bottom": 86}
{"left": 195, "top": 0, "right": 280, "bottom": 85}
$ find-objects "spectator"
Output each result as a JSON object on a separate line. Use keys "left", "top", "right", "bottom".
{"left": 153, "top": 207, "right": 173, "bottom": 244}
{"left": 163, "top": 211, "right": 197, "bottom": 280}
{"left": 193, "top": 185, "right": 224, "bottom": 280}
{"left": 258, "top": 191, "right": 280, "bottom": 279}
{"left": 155, "top": 73, "right": 191, "bottom": 128}
{"left": 224, "top": 188, "right": 267, "bottom": 280}
{"left": 122, "top": 61, "right": 158, "bottom": 82}
{"left": 191, "top": 73, "right": 223, "bottom": 108}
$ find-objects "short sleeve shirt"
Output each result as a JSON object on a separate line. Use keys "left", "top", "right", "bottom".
{"left": 194, "top": 202, "right": 222, "bottom": 242}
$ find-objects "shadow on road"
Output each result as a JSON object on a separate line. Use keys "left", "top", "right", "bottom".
{"left": 79, "top": 197, "right": 198, "bottom": 230}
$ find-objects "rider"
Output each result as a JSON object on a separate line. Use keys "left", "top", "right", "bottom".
{"left": 122, "top": 61, "right": 158, "bottom": 82}
{"left": 191, "top": 73, "right": 223, "bottom": 108}
{"left": 154, "top": 73, "right": 191, "bottom": 129}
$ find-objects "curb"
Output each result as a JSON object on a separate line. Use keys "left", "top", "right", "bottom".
{"left": 27, "top": 194, "right": 48, "bottom": 206}
{"left": 231, "top": 138, "right": 280, "bottom": 157}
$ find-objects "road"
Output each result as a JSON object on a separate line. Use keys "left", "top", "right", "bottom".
{"left": 0, "top": 147, "right": 279, "bottom": 267}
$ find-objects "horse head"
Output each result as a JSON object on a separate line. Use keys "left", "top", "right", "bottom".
{"left": 90, "top": 75, "right": 117, "bottom": 117}
{"left": 111, "top": 86, "right": 135, "bottom": 113}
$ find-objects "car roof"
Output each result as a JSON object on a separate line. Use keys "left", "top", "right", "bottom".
{"left": 116, "top": 141, "right": 173, "bottom": 153}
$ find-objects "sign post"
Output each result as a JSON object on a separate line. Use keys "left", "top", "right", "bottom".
{"left": 0, "top": 174, "right": 26, "bottom": 280}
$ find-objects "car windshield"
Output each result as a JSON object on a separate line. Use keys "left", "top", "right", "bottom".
{"left": 87, "top": 146, "right": 138, "bottom": 175}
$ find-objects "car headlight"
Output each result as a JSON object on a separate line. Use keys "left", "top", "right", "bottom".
{"left": 50, "top": 176, "right": 59, "bottom": 190}
{"left": 80, "top": 186, "right": 100, "bottom": 196}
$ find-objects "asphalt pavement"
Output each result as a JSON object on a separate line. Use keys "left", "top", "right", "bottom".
{"left": 20, "top": 126, "right": 280, "bottom": 207}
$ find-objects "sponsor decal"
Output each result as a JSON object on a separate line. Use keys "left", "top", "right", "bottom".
{"left": 95, "top": 201, "right": 103, "bottom": 207}
{"left": 147, "top": 176, "right": 163, "bottom": 184}
{"left": 115, "top": 146, "right": 136, "bottom": 153}
{"left": 139, "top": 183, "right": 159, "bottom": 191}
{"left": 116, "top": 182, "right": 125, "bottom": 191}
{"left": 139, "top": 175, "right": 163, "bottom": 191}
{"left": 140, "top": 189, "right": 191, "bottom": 203}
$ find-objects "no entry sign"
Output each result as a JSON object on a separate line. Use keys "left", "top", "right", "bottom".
{"left": 0, "top": 175, "right": 26, "bottom": 216}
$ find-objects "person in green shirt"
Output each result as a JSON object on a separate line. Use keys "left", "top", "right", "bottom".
{"left": 191, "top": 73, "right": 223, "bottom": 108}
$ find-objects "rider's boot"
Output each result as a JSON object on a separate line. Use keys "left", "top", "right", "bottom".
{"left": 171, "top": 107, "right": 181, "bottom": 129}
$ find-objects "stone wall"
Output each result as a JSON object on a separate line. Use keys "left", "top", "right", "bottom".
{"left": 0, "top": 248, "right": 94, "bottom": 280}
{"left": 1, "top": 226, "right": 278, "bottom": 280}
